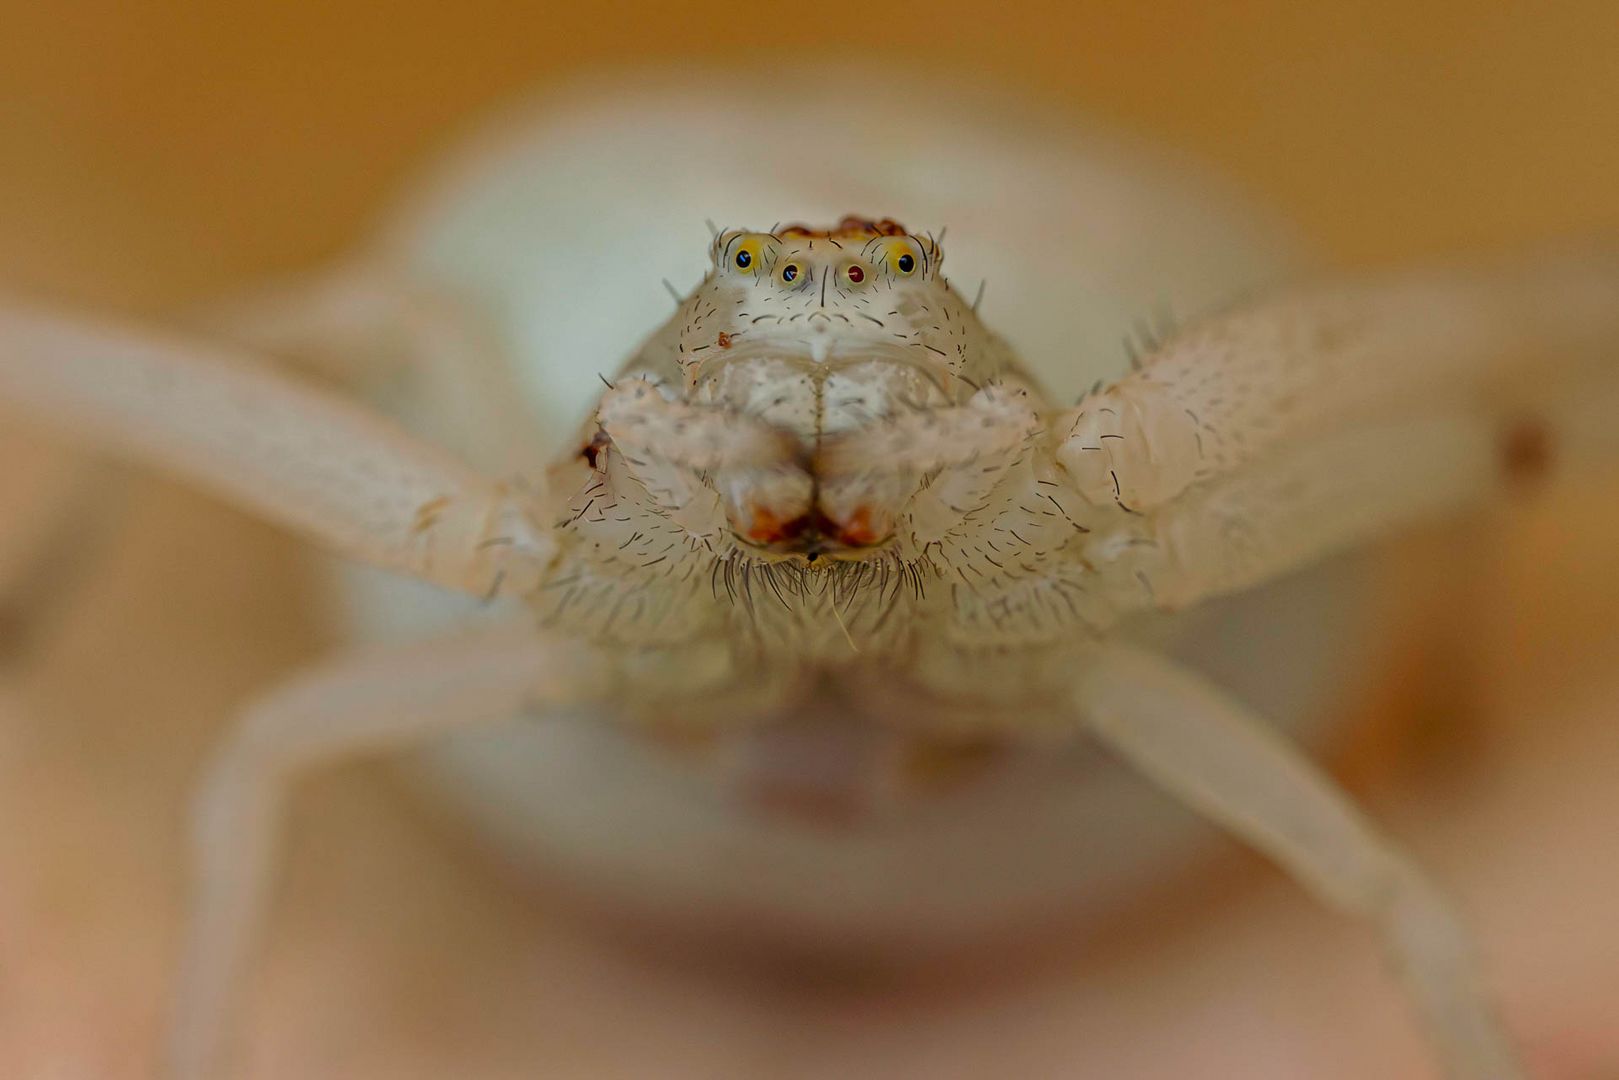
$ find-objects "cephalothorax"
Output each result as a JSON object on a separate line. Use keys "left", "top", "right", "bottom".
{"left": 6, "top": 185, "right": 1619, "bottom": 1079}
{"left": 548, "top": 216, "right": 1065, "bottom": 706}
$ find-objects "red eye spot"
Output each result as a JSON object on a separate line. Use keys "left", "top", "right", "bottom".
{"left": 846, "top": 265, "right": 864, "bottom": 283}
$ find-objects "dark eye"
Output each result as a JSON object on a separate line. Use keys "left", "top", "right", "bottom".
{"left": 846, "top": 265, "right": 865, "bottom": 283}
{"left": 782, "top": 263, "right": 799, "bottom": 283}
{"left": 734, "top": 250, "right": 752, "bottom": 269}
{"left": 897, "top": 253, "right": 915, "bottom": 274}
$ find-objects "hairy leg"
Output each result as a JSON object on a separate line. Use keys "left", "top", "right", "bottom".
{"left": 1055, "top": 252, "right": 1619, "bottom": 513}
{"left": 1076, "top": 644, "right": 1523, "bottom": 1080}
{"left": 170, "top": 625, "right": 605, "bottom": 1080}
{"left": 1084, "top": 357, "right": 1619, "bottom": 620}
{"left": 1088, "top": 412, "right": 1497, "bottom": 613}
{"left": 0, "top": 302, "right": 552, "bottom": 598}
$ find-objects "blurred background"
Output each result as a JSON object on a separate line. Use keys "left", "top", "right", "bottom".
{"left": 5, "top": 2, "right": 1619, "bottom": 305}
{"left": 2, "top": 2, "right": 1619, "bottom": 1078}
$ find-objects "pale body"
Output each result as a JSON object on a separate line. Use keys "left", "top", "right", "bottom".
{"left": 4, "top": 77, "right": 1619, "bottom": 1080}
{"left": 316, "top": 83, "right": 1360, "bottom": 951}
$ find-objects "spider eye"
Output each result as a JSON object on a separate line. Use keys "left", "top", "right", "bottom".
{"left": 728, "top": 237, "right": 763, "bottom": 274}
{"left": 880, "top": 238, "right": 921, "bottom": 277}
{"left": 782, "top": 263, "right": 800, "bottom": 283}
{"left": 846, "top": 264, "right": 865, "bottom": 283}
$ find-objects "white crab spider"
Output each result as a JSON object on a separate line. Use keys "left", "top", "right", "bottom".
{"left": 4, "top": 80, "right": 1618, "bottom": 1080}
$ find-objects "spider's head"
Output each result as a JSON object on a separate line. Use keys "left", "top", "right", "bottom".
{"left": 673, "top": 217, "right": 1009, "bottom": 560}
{"left": 694, "top": 218, "right": 944, "bottom": 364}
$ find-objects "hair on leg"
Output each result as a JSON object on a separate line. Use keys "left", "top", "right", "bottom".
{"left": 1056, "top": 253, "right": 1619, "bottom": 514}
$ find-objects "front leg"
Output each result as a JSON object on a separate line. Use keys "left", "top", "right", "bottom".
{"left": 1076, "top": 643, "right": 1522, "bottom": 1080}
{"left": 1057, "top": 253, "right": 1619, "bottom": 513}
{"left": 170, "top": 625, "right": 608, "bottom": 1080}
{"left": 1078, "top": 357, "right": 1619, "bottom": 618}
{"left": 0, "top": 301, "right": 554, "bottom": 598}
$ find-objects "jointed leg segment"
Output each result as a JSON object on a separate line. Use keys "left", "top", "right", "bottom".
{"left": 1056, "top": 253, "right": 1619, "bottom": 515}
{"left": 1076, "top": 644, "right": 1523, "bottom": 1080}
{"left": 1088, "top": 412, "right": 1500, "bottom": 613}
{"left": 169, "top": 626, "right": 604, "bottom": 1080}
{"left": 0, "top": 302, "right": 553, "bottom": 598}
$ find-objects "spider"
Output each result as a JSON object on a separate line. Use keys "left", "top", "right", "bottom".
{"left": 3, "top": 80, "right": 1616, "bottom": 1080}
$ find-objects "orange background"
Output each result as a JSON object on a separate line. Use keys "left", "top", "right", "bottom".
{"left": 3, "top": 1, "right": 1618, "bottom": 308}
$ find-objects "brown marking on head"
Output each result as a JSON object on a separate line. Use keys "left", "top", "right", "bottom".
{"left": 716, "top": 331, "right": 733, "bottom": 349}
{"left": 775, "top": 215, "right": 910, "bottom": 241}
{"left": 1500, "top": 415, "right": 1554, "bottom": 487}
{"left": 580, "top": 428, "right": 611, "bottom": 470}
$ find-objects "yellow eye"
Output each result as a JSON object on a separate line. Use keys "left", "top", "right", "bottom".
{"left": 731, "top": 238, "right": 761, "bottom": 273}
{"left": 885, "top": 239, "right": 919, "bottom": 276}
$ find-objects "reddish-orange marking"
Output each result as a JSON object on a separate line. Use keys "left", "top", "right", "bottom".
{"left": 834, "top": 506, "right": 886, "bottom": 547}
{"left": 744, "top": 506, "right": 810, "bottom": 545}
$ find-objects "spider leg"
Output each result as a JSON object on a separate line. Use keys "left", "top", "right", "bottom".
{"left": 0, "top": 301, "right": 553, "bottom": 598}
{"left": 1077, "top": 643, "right": 1524, "bottom": 1080}
{"left": 1055, "top": 252, "right": 1619, "bottom": 514}
{"left": 1089, "top": 410, "right": 1497, "bottom": 613}
{"left": 168, "top": 624, "right": 607, "bottom": 1080}
{"left": 1086, "top": 355, "right": 1619, "bottom": 618}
